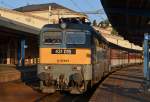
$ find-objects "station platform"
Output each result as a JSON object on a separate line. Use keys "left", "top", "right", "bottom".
{"left": 89, "top": 65, "right": 150, "bottom": 102}
{"left": 0, "top": 81, "right": 42, "bottom": 102}
{"left": 0, "top": 64, "right": 20, "bottom": 83}
{"left": 0, "top": 64, "right": 37, "bottom": 83}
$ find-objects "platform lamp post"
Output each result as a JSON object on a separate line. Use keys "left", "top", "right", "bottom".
{"left": 144, "top": 33, "right": 150, "bottom": 90}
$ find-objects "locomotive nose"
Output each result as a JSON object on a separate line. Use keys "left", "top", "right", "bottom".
{"left": 70, "top": 73, "right": 83, "bottom": 86}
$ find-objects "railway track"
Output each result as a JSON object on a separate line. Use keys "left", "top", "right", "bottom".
{"left": 32, "top": 79, "right": 102, "bottom": 102}
{"left": 31, "top": 66, "right": 129, "bottom": 102}
{"left": 34, "top": 90, "right": 93, "bottom": 102}
{"left": 0, "top": 66, "right": 138, "bottom": 102}
{"left": 23, "top": 66, "right": 132, "bottom": 102}
{"left": 33, "top": 69, "right": 116, "bottom": 102}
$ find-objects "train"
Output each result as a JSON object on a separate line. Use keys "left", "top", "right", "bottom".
{"left": 37, "top": 22, "right": 142, "bottom": 94}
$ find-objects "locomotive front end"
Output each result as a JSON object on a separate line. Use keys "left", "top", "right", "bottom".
{"left": 38, "top": 24, "right": 92, "bottom": 94}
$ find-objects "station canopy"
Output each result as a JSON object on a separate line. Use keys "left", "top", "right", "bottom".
{"left": 101, "top": 0, "right": 150, "bottom": 46}
{"left": 0, "top": 16, "right": 39, "bottom": 36}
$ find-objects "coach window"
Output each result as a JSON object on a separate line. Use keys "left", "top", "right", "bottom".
{"left": 99, "top": 42, "right": 103, "bottom": 48}
{"left": 92, "top": 38, "right": 99, "bottom": 62}
{"left": 104, "top": 44, "right": 107, "bottom": 49}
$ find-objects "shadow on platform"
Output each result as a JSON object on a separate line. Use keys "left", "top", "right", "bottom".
{"left": 89, "top": 65, "right": 150, "bottom": 102}
{"left": 0, "top": 64, "right": 39, "bottom": 86}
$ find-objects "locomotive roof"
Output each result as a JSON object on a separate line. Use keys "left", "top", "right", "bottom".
{"left": 42, "top": 23, "right": 108, "bottom": 42}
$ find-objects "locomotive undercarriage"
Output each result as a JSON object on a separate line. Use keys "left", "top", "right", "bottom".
{"left": 37, "top": 64, "right": 92, "bottom": 94}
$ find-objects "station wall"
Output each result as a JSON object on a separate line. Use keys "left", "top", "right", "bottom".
{"left": 0, "top": 34, "right": 39, "bottom": 66}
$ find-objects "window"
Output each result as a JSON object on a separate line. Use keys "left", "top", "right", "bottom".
{"left": 66, "top": 32, "right": 86, "bottom": 44}
{"left": 43, "top": 31, "right": 62, "bottom": 44}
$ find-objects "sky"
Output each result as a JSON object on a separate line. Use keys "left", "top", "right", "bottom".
{"left": 0, "top": 0, "right": 107, "bottom": 23}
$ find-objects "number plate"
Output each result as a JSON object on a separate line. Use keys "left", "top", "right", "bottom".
{"left": 51, "top": 49, "right": 76, "bottom": 54}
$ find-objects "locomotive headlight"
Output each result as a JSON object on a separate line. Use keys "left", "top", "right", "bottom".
{"left": 72, "top": 66, "right": 82, "bottom": 71}
{"left": 44, "top": 66, "right": 52, "bottom": 70}
{"left": 76, "top": 66, "right": 82, "bottom": 70}
{"left": 60, "top": 23, "right": 67, "bottom": 29}
{"left": 44, "top": 66, "right": 48, "bottom": 70}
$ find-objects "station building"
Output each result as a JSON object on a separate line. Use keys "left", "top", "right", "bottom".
{"left": 15, "top": 3, "right": 87, "bottom": 24}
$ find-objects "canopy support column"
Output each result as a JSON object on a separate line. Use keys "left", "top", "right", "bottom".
{"left": 144, "top": 33, "right": 150, "bottom": 90}
{"left": 18, "top": 38, "right": 26, "bottom": 66}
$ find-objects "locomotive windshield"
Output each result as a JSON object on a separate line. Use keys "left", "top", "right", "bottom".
{"left": 66, "top": 32, "right": 86, "bottom": 44}
{"left": 43, "top": 31, "right": 62, "bottom": 44}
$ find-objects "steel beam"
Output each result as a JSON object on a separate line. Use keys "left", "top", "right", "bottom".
{"left": 144, "top": 33, "right": 150, "bottom": 85}
{"left": 17, "top": 38, "right": 26, "bottom": 66}
{"left": 113, "top": 25, "right": 150, "bottom": 33}
{"left": 144, "top": 35, "right": 148, "bottom": 78}
{"left": 106, "top": 8, "right": 150, "bottom": 17}
{"left": 21, "top": 38, "right": 26, "bottom": 66}
{"left": 17, "top": 40, "right": 21, "bottom": 66}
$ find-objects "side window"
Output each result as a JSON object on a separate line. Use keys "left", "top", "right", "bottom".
{"left": 99, "top": 41, "right": 107, "bottom": 59}
{"left": 92, "top": 37, "right": 99, "bottom": 63}
{"left": 99, "top": 42, "right": 104, "bottom": 49}
{"left": 94, "top": 38, "right": 99, "bottom": 47}
{"left": 103, "top": 44, "right": 107, "bottom": 58}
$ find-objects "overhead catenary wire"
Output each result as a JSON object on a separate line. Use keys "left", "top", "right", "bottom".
{"left": 68, "top": 0, "right": 105, "bottom": 14}
{"left": 69, "top": 0, "right": 83, "bottom": 12}
{"left": 86, "top": 0, "right": 95, "bottom": 10}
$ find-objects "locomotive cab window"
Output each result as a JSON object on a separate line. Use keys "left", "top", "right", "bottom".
{"left": 66, "top": 32, "right": 86, "bottom": 44}
{"left": 43, "top": 31, "right": 62, "bottom": 44}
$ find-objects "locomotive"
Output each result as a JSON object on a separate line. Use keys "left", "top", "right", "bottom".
{"left": 37, "top": 23, "right": 142, "bottom": 94}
